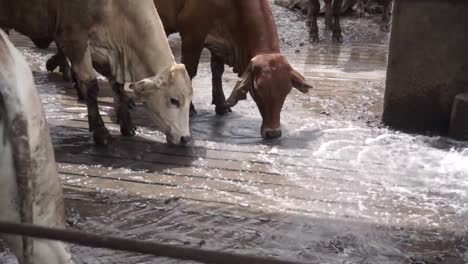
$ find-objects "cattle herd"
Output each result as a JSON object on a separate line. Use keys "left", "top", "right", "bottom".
{"left": 0, "top": 0, "right": 391, "bottom": 263}
{"left": 276, "top": 0, "right": 392, "bottom": 41}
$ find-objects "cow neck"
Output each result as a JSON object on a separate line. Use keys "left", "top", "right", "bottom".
{"left": 114, "top": 0, "right": 176, "bottom": 82}
{"left": 209, "top": 0, "right": 282, "bottom": 77}
{"left": 125, "top": 29, "right": 175, "bottom": 82}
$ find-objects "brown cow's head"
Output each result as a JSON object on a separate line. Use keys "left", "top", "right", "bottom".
{"left": 223, "top": 53, "right": 313, "bottom": 139}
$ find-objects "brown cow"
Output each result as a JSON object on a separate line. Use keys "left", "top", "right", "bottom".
{"left": 45, "top": 0, "right": 313, "bottom": 139}
{"left": 154, "top": 0, "right": 313, "bottom": 139}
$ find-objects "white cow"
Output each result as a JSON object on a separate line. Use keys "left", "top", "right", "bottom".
{"left": 0, "top": 30, "right": 74, "bottom": 264}
{"left": 0, "top": 0, "right": 193, "bottom": 146}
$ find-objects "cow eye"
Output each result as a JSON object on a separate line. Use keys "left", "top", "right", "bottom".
{"left": 170, "top": 98, "right": 180, "bottom": 107}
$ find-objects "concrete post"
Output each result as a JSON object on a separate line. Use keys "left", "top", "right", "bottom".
{"left": 383, "top": 0, "right": 468, "bottom": 136}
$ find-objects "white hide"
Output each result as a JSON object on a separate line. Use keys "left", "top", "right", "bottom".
{"left": 88, "top": 0, "right": 176, "bottom": 83}
{"left": 0, "top": 30, "right": 74, "bottom": 264}
{"left": 84, "top": 0, "right": 193, "bottom": 144}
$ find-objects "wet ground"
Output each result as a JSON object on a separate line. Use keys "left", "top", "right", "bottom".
{"left": 1, "top": 2, "right": 468, "bottom": 264}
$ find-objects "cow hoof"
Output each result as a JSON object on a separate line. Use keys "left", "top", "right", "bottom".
{"left": 93, "top": 127, "right": 112, "bottom": 146}
{"left": 380, "top": 23, "right": 390, "bottom": 32}
{"left": 121, "top": 127, "right": 136, "bottom": 137}
{"left": 309, "top": 34, "right": 319, "bottom": 43}
{"left": 332, "top": 35, "right": 343, "bottom": 43}
{"left": 215, "top": 105, "right": 232, "bottom": 116}
{"left": 116, "top": 106, "right": 136, "bottom": 136}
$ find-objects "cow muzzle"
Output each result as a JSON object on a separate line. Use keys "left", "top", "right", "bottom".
{"left": 166, "top": 133, "right": 192, "bottom": 146}
{"left": 261, "top": 127, "right": 282, "bottom": 139}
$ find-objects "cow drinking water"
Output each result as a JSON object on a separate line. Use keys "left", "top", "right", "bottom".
{"left": 0, "top": 0, "right": 193, "bottom": 146}
{"left": 155, "top": 0, "right": 314, "bottom": 139}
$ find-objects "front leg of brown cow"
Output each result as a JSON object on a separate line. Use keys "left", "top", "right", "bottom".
{"left": 111, "top": 81, "right": 136, "bottom": 137}
{"left": 210, "top": 53, "right": 231, "bottom": 115}
{"left": 181, "top": 38, "right": 204, "bottom": 117}
{"left": 62, "top": 41, "right": 111, "bottom": 145}
{"left": 307, "top": 0, "right": 321, "bottom": 42}
{"left": 179, "top": 14, "right": 212, "bottom": 117}
{"left": 332, "top": 0, "right": 344, "bottom": 42}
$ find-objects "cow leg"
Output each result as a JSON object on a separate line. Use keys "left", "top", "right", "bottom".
{"left": 63, "top": 42, "right": 111, "bottom": 145}
{"left": 332, "top": 0, "right": 343, "bottom": 42}
{"left": 356, "top": 0, "right": 365, "bottom": 18}
{"left": 381, "top": 0, "right": 392, "bottom": 32}
{"left": 46, "top": 46, "right": 73, "bottom": 82}
{"left": 180, "top": 31, "right": 210, "bottom": 117}
{"left": 58, "top": 50, "right": 73, "bottom": 83}
{"left": 308, "top": 0, "right": 321, "bottom": 42}
{"left": 210, "top": 53, "right": 231, "bottom": 115}
{"left": 324, "top": 0, "right": 333, "bottom": 31}
{"left": 64, "top": 69, "right": 87, "bottom": 102}
{"left": 70, "top": 70, "right": 85, "bottom": 101}
{"left": 111, "top": 81, "right": 136, "bottom": 137}
{"left": 181, "top": 37, "right": 203, "bottom": 117}
{"left": 82, "top": 77, "right": 111, "bottom": 145}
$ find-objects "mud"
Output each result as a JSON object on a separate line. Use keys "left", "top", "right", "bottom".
{"left": 1, "top": 1, "right": 468, "bottom": 264}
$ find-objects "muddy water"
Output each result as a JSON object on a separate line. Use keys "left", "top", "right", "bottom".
{"left": 2, "top": 2, "right": 468, "bottom": 264}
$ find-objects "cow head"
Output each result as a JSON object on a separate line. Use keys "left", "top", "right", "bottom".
{"left": 223, "top": 53, "right": 313, "bottom": 139}
{"left": 130, "top": 64, "right": 193, "bottom": 145}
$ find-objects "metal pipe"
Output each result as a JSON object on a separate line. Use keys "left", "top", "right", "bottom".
{"left": 0, "top": 221, "right": 305, "bottom": 264}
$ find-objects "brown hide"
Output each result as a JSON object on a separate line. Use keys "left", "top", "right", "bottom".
{"left": 155, "top": 0, "right": 314, "bottom": 139}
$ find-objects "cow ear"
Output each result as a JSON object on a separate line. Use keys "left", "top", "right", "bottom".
{"left": 130, "top": 80, "right": 154, "bottom": 97}
{"left": 223, "top": 61, "right": 254, "bottom": 108}
{"left": 290, "top": 68, "right": 313, "bottom": 93}
{"left": 129, "top": 82, "right": 142, "bottom": 95}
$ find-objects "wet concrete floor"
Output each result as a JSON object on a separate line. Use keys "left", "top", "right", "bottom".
{"left": 1, "top": 3, "right": 468, "bottom": 264}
